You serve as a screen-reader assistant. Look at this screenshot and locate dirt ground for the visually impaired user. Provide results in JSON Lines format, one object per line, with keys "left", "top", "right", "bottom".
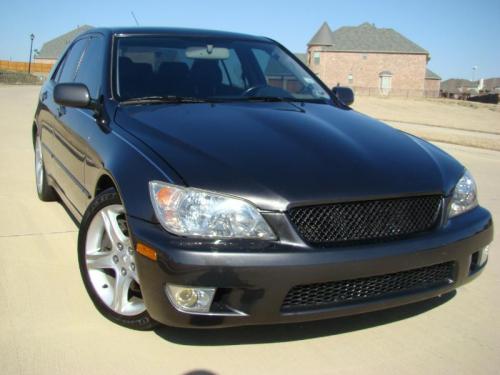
{"left": 0, "top": 86, "right": 499, "bottom": 375}
{"left": 353, "top": 96, "right": 500, "bottom": 151}
{"left": 353, "top": 96, "right": 500, "bottom": 133}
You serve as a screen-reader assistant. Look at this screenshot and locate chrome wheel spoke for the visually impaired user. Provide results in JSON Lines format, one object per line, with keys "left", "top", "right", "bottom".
{"left": 131, "top": 271, "right": 140, "bottom": 285}
{"left": 35, "top": 137, "right": 43, "bottom": 192}
{"left": 111, "top": 274, "right": 132, "bottom": 314}
{"left": 86, "top": 252, "right": 114, "bottom": 270}
{"left": 100, "top": 207, "right": 127, "bottom": 249}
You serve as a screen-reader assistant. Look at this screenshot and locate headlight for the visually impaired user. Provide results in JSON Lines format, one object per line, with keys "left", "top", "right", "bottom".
{"left": 149, "top": 181, "right": 276, "bottom": 239}
{"left": 449, "top": 170, "right": 478, "bottom": 218}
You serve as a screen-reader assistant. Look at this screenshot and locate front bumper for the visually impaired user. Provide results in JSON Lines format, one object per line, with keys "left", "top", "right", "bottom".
{"left": 129, "top": 206, "right": 493, "bottom": 328}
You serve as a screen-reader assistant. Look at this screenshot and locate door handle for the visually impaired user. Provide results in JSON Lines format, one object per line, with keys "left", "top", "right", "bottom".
{"left": 41, "top": 91, "right": 48, "bottom": 102}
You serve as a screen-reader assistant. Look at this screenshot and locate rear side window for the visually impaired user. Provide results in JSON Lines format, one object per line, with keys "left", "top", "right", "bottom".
{"left": 75, "top": 36, "right": 105, "bottom": 98}
{"left": 56, "top": 38, "right": 88, "bottom": 83}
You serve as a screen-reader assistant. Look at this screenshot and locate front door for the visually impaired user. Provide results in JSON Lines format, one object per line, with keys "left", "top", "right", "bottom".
{"left": 44, "top": 38, "right": 89, "bottom": 214}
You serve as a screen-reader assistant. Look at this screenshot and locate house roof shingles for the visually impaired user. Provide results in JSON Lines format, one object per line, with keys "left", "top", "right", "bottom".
{"left": 441, "top": 79, "right": 477, "bottom": 93}
{"left": 308, "top": 22, "right": 335, "bottom": 46}
{"left": 36, "top": 25, "right": 94, "bottom": 59}
{"left": 294, "top": 53, "right": 308, "bottom": 65}
{"left": 425, "top": 68, "right": 441, "bottom": 80}
{"left": 309, "top": 22, "right": 428, "bottom": 55}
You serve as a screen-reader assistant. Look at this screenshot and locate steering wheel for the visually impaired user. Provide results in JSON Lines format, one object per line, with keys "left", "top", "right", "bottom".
{"left": 241, "top": 85, "right": 268, "bottom": 97}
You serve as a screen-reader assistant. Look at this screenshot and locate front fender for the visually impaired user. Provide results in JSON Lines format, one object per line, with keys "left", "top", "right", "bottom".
{"left": 85, "top": 120, "right": 184, "bottom": 222}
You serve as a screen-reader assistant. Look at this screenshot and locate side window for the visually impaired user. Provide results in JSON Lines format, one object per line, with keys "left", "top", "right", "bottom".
{"left": 75, "top": 36, "right": 105, "bottom": 98}
{"left": 57, "top": 39, "right": 88, "bottom": 83}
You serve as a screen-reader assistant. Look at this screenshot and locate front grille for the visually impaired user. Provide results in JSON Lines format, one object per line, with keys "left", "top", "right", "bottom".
{"left": 281, "top": 262, "right": 455, "bottom": 312}
{"left": 288, "top": 195, "right": 442, "bottom": 245}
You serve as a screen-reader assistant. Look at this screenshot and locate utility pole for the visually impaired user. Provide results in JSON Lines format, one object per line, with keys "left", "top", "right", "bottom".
{"left": 28, "top": 33, "right": 35, "bottom": 74}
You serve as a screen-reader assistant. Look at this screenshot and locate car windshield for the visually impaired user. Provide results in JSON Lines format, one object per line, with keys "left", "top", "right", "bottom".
{"left": 114, "top": 36, "right": 331, "bottom": 103}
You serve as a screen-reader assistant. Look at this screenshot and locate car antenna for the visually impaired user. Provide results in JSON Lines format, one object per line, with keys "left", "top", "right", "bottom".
{"left": 131, "top": 11, "right": 140, "bottom": 26}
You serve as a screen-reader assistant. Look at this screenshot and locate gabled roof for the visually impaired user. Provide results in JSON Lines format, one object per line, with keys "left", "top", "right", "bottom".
{"left": 425, "top": 68, "right": 441, "bottom": 80}
{"left": 308, "top": 22, "right": 335, "bottom": 46}
{"left": 36, "top": 25, "right": 94, "bottom": 59}
{"left": 308, "top": 22, "right": 428, "bottom": 55}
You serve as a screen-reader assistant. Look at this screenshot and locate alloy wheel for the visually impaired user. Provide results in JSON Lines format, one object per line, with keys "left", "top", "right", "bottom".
{"left": 84, "top": 204, "right": 146, "bottom": 316}
{"left": 35, "top": 136, "right": 44, "bottom": 194}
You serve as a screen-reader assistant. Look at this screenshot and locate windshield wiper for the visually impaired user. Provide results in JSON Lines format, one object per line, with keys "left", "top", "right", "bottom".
{"left": 224, "top": 96, "right": 327, "bottom": 104}
{"left": 120, "top": 95, "right": 209, "bottom": 105}
{"left": 238, "top": 96, "right": 296, "bottom": 102}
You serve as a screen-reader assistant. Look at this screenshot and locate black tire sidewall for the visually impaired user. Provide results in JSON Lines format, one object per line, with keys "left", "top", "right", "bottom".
{"left": 78, "top": 188, "right": 157, "bottom": 330}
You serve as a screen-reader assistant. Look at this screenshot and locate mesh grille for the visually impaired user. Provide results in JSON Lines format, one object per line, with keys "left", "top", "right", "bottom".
{"left": 282, "top": 262, "right": 455, "bottom": 312}
{"left": 288, "top": 195, "right": 442, "bottom": 245}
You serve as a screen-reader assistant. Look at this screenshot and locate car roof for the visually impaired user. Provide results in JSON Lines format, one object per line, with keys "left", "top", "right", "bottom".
{"left": 81, "top": 27, "right": 272, "bottom": 43}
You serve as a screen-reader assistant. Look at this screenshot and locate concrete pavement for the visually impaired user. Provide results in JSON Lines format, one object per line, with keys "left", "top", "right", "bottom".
{"left": 0, "top": 86, "right": 499, "bottom": 375}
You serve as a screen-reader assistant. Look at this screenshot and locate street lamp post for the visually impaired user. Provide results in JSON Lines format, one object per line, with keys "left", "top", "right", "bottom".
{"left": 28, "top": 33, "right": 35, "bottom": 74}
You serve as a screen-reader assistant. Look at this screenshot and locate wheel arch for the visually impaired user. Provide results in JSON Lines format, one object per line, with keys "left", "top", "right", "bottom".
{"left": 85, "top": 122, "right": 184, "bottom": 223}
{"left": 95, "top": 173, "right": 118, "bottom": 197}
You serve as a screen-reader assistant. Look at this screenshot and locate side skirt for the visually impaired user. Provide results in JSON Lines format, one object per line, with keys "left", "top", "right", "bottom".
{"left": 47, "top": 174, "right": 83, "bottom": 224}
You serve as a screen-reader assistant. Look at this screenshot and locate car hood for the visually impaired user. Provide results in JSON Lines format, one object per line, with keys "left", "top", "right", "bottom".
{"left": 115, "top": 102, "right": 463, "bottom": 211}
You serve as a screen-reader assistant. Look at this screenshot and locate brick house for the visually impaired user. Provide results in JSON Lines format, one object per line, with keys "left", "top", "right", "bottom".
{"left": 305, "top": 22, "right": 441, "bottom": 97}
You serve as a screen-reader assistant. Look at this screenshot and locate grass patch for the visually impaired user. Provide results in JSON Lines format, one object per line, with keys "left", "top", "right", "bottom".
{"left": 0, "top": 70, "right": 43, "bottom": 85}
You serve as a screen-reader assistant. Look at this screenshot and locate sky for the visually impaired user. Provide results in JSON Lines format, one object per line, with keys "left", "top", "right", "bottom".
{"left": 1, "top": 0, "right": 499, "bottom": 80}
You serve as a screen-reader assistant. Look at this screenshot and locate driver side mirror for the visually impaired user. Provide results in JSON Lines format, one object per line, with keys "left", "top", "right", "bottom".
{"left": 54, "top": 83, "right": 92, "bottom": 108}
{"left": 332, "top": 86, "right": 354, "bottom": 106}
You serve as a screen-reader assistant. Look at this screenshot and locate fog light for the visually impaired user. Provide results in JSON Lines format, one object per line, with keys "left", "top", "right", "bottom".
{"left": 478, "top": 245, "right": 489, "bottom": 267}
{"left": 165, "top": 284, "right": 216, "bottom": 313}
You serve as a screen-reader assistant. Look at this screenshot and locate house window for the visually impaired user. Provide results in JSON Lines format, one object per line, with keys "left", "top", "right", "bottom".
{"left": 379, "top": 71, "right": 393, "bottom": 95}
{"left": 348, "top": 73, "right": 353, "bottom": 85}
{"left": 313, "top": 52, "right": 320, "bottom": 65}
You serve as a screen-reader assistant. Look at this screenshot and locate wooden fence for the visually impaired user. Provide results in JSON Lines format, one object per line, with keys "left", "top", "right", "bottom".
{"left": 0, "top": 60, "right": 53, "bottom": 74}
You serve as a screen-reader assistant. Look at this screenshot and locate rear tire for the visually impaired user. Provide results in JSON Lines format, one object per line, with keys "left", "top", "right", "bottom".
{"left": 34, "top": 132, "right": 57, "bottom": 202}
{"left": 78, "top": 188, "right": 158, "bottom": 330}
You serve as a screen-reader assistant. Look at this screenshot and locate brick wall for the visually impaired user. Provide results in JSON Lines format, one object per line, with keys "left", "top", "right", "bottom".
{"left": 424, "top": 78, "right": 441, "bottom": 98}
{"left": 308, "top": 49, "right": 428, "bottom": 96}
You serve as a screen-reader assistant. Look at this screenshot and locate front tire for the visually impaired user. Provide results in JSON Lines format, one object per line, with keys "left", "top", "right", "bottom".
{"left": 78, "top": 188, "right": 158, "bottom": 330}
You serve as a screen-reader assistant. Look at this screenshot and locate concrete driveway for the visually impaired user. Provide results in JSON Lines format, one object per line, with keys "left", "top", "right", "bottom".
{"left": 0, "top": 85, "right": 498, "bottom": 375}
